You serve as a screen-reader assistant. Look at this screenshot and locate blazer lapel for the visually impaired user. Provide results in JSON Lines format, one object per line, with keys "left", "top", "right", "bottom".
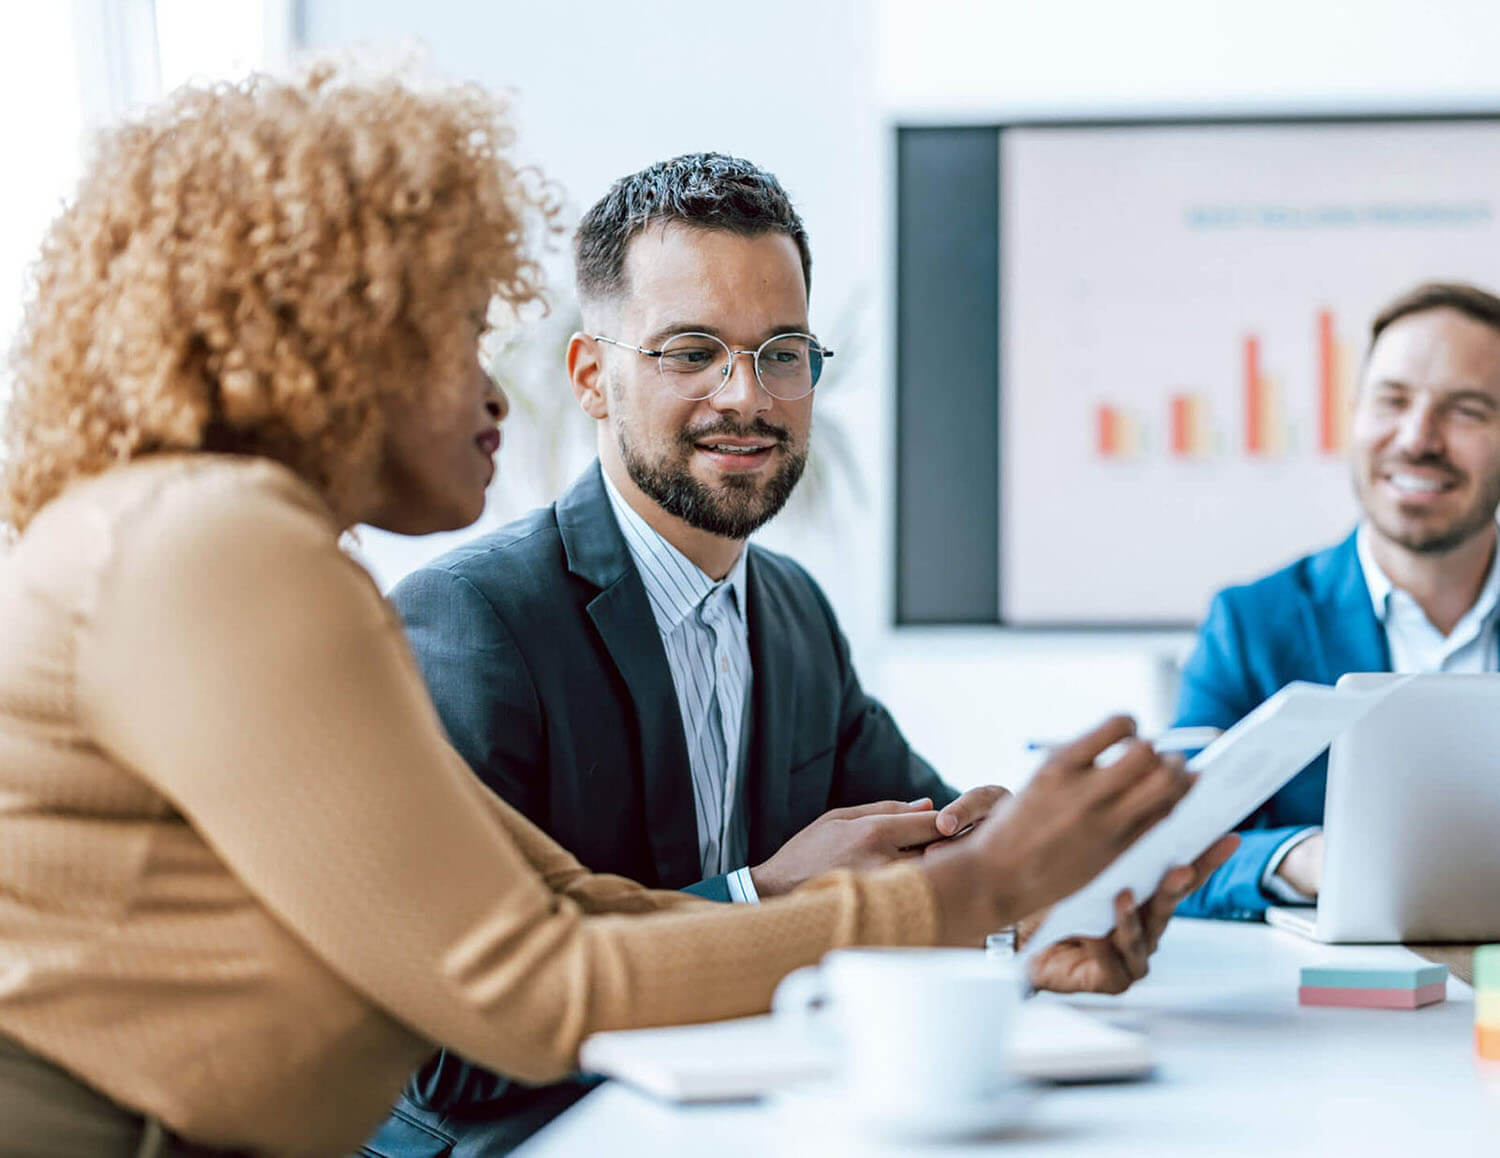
{"left": 1306, "top": 529, "right": 1391, "bottom": 683}
{"left": 744, "top": 549, "right": 798, "bottom": 861}
{"left": 557, "top": 464, "right": 702, "bottom": 887}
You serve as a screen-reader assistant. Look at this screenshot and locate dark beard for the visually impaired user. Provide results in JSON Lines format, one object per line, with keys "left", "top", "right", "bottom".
{"left": 619, "top": 419, "right": 808, "bottom": 539}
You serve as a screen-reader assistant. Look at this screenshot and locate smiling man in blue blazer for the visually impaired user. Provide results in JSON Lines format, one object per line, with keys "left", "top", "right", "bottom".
{"left": 1176, "top": 281, "right": 1500, "bottom": 920}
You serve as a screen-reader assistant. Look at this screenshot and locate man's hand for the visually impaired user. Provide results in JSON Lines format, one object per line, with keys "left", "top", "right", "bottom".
{"left": 934, "top": 785, "right": 1011, "bottom": 839}
{"left": 749, "top": 799, "right": 945, "bottom": 898}
{"left": 1276, "top": 831, "right": 1324, "bottom": 899}
{"left": 1025, "top": 834, "right": 1239, "bottom": 995}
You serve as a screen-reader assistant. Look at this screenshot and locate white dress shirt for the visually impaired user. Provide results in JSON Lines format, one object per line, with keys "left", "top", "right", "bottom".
{"left": 602, "top": 471, "right": 760, "bottom": 903}
{"left": 1355, "top": 523, "right": 1500, "bottom": 674}
{"left": 1262, "top": 522, "right": 1500, "bottom": 901}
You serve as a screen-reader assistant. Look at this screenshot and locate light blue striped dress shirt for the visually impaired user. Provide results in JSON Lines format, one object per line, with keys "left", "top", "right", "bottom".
{"left": 601, "top": 472, "right": 760, "bottom": 903}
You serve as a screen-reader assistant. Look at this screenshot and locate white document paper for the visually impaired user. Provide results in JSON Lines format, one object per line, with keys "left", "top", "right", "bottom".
{"left": 1020, "top": 678, "right": 1408, "bottom": 957}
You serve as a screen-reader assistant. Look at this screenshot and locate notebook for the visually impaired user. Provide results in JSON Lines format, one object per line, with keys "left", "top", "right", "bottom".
{"left": 577, "top": 997, "right": 1153, "bottom": 1102}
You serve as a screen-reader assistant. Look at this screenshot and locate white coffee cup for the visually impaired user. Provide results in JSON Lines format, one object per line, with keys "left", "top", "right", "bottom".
{"left": 772, "top": 947, "right": 1024, "bottom": 1130}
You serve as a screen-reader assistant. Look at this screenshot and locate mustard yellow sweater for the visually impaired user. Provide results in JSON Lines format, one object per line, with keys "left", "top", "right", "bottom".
{"left": 0, "top": 456, "right": 937, "bottom": 1156}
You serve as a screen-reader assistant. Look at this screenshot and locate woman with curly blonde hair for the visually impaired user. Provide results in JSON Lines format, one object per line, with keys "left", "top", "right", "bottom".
{"left": 0, "top": 69, "right": 1210, "bottom": 1157}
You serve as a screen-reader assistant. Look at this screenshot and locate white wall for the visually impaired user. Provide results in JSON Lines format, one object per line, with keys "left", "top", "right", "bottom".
{"left": 301, "top": 0, "right": 1500, "bottom": 790}
{"left": 0, "top": 7, "right": 84, "bottom": 415}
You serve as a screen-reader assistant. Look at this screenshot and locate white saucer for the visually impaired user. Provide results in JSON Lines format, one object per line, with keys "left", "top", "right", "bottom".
{"left": 772, "top": 1079, "right": 1039, "bottom": 1143}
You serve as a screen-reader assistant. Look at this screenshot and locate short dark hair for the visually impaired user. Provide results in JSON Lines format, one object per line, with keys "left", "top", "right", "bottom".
{"left": 573, "top": 152, "right": 812, "bottom": 303}
{"left": 1370, "top": 281, "right": 1500, "bottom": 346}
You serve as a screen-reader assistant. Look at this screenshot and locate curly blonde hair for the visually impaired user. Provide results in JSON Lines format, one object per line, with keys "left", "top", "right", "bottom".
{"left": 3, "top": 66, "right": 558, "bottom": 532}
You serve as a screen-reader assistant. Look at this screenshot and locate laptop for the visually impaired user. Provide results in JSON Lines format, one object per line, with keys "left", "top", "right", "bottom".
{"left": 1265, "top": 672, "right": 1500, "bottom": 943}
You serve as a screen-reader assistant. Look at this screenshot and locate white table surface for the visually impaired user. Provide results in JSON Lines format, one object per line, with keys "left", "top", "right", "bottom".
{"left": 514, "top": 919, "right": 1500, "bottom": 1157}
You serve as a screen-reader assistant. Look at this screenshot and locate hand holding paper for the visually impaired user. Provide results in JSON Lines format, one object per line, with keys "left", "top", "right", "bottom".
{"left": 1022, "top": 834, "right": 1239, "bottom": 994}
{"left": 1019, "top": 679, "right": 1408, "bottom": 959}
{"left": 920, "top": 715, "right": 1196, "bottom": 949}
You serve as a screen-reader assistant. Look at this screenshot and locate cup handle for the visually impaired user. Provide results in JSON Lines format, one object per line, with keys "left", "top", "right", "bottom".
{"left": 772, "top": 965, "right": 825, "bottom": 1020}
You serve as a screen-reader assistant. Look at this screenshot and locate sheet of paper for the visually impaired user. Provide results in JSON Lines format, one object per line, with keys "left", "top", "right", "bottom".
{"left": 1020, "top": 678, "right": 1409, "bottom": 957}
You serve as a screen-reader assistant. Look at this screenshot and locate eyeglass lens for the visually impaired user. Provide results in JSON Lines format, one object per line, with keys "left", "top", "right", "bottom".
{"left": 657, "top": 332, "right": 823, "bottom": 401}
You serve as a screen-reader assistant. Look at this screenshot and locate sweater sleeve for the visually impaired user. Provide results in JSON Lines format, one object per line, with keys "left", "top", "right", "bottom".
{"left": 472, "top": 784, "right": 711, "bottom": 916}
{"left": 75, "top": 467, "right": 938, "bottom": 1084}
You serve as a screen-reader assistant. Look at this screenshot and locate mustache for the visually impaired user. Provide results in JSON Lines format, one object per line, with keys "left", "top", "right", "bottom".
{"left": 1380, "top": 452, "right": 1463, "bottom": 480}
{"left": 679, "top": 418, "right": 791, "bottom": 446}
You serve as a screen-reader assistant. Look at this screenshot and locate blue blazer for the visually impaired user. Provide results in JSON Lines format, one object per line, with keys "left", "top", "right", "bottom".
{"left": 367, "top": 463, "right": 956, "bottom": 1153}
{"left": 1172, "top": 530, "right": 1388, "bottom": 920}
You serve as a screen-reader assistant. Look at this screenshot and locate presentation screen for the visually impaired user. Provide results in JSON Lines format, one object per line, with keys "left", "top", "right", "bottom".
{"left": 892, "top": 118, "right": 1500, "bottom": 626}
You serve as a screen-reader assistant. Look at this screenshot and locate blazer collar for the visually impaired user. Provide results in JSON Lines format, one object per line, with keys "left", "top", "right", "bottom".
{"left": 557, "top": 459, "right": 701, "bottom": 886}
{"left": 743, "top": 549, "right": 798, "bottom": 861}
{"left": 1305, "top": 528, "right": 1391, "bottom": 679}
{"left": 556, "top": 461, "right": 634, "bottom": 591}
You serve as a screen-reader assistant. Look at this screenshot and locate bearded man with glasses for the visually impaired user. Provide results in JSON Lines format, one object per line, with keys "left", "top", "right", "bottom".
{"left": 367, "top": 154, "right": 1226, "bottom": 1157}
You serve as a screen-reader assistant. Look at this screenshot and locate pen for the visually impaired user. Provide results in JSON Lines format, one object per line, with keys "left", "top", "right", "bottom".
{"left": 1025, "top": 726, "right": 1223, "bottom": 753}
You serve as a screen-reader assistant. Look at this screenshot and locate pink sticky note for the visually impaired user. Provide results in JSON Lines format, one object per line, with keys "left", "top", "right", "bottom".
{"left": 1299, "top": 983, "right": 1446, "bottom": 1009}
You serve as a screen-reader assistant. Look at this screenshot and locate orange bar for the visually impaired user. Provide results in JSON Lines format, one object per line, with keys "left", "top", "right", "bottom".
{"left": 1097, "top": 404, "right": 1117, "bottom": 458}
{"left": 1245, "top": 336, "right": 1263, "bottom": 455}
{"left": 1481, "top": 1024, "right": 1500, "bottom": 1060}
{"left": 1318, "top": 309, "right": 1337, "bottom": 454}
{"left": 1171, "top": 395, "right": 1194, "bottom": 457}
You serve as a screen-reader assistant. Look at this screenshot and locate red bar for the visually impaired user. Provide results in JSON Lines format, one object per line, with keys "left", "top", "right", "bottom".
{"left": 1170, "top": 395, "right": 1192, "bottom": 457}
{"left": 1244, "top": 336, "right": 1263, "bottom": 455}
{"left": 1097, "top": 404, "right": 1117, "bottom": 458}
{"left": 1318, "top": 309, "right": 1337, "bottom": 454}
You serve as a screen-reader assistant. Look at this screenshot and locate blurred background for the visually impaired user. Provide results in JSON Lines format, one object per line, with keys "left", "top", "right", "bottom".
{"left": 5, "top": 0, "right": 1500, "bottom": 789}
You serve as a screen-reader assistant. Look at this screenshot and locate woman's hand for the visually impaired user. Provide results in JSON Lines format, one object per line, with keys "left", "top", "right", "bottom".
{"left": 920, "top": 715, "right": 1196, "bottom": 948}
{"left": 1025, "top": 834, "right": 1240, "bottom": 994}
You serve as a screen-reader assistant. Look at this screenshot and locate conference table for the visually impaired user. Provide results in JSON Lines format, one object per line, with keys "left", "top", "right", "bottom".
{"left": 515, "top": 919, "right": 1500, "bottom": 1156}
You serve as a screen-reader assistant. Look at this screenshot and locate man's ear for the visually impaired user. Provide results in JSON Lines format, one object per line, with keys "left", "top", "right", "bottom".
{"left": 567, "top": 332, "right": 609, "bottom": 420}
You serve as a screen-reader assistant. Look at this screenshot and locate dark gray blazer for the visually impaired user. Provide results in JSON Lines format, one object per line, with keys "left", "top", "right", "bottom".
{"left": 374, "top": 462, "right": 954, "bottom": 1148}
{"left": 393, "top": 461, "right": 954, "bottom": 897}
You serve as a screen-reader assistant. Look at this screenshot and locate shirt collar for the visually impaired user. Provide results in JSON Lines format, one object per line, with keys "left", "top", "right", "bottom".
{"left": 1355, "top": 521, "right": 1500, "bottom": 632}
{"left": 601, "top": 468, "right": 748, "bottom": 635}
{"left": 1354, "top": 523, "right": 1395, "bottom": 623}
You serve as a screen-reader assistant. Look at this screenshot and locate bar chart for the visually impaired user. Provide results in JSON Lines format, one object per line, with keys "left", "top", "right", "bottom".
{"left": 1002, "top": 119, "right": 1500, "bottom": 623}
{"left": 1093, "top": 308, "right": 1353, "bottom": 463}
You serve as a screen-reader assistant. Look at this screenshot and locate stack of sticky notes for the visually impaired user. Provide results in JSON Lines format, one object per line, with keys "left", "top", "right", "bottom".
{"left": 1478, "top": 946, "right": 1500, "bottom": 1060}
{"left": 1298, "top": 963, "right": 1448, "bottom": 1009}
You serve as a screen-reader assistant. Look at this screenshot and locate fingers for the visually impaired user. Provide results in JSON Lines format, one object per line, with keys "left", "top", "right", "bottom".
{"left": 1139, "top": 834, "right": 1242, "bottom": 951}
{"left": 1107, "top": 763, "right": 1195, "bottom": 852}
{"left": 827, "top": 798, "right": 933, "bottom": 821}
{"left": 935, "top": 784, "right": 1009, "bottom": 837}
{"left": 1049, "top": 714, "right": 1137, "bottom": 770}
{"left": 1110, "top": 889, "right": 1150, "bottom": 982}
{"left": 859, "top": 809, "right": 947, "bottom": 852}
{"left": 1139, "top": 870, "right": 1192, "bottom": 952}
{"left": 1191, "top": 833, "right": 1241, "bottom": 879}
{"left": 1084, "top": 739, "right": 1172, "bottom": 802}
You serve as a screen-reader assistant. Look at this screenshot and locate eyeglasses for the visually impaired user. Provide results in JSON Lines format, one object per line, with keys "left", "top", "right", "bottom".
{"left": 591, "top": 331, "right": 833, "bottom": 401}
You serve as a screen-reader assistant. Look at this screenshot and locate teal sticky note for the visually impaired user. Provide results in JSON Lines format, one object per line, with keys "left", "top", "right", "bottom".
{"left": 1299, "top": 964, "right": 1448, "bottom": 991}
